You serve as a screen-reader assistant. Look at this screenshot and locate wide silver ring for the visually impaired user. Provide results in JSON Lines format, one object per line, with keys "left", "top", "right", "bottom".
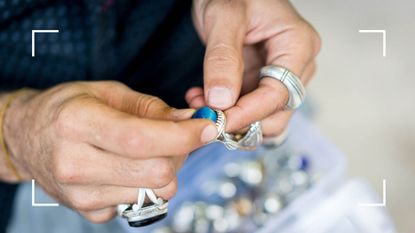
{"left": 117, "top": 188, "right": 168, "bottom": 227}
{"left": 214, "top": 110, "right": 263, "bottom": 150}
{"left": 259, "top": 65, "right": 306, "bottom": 110}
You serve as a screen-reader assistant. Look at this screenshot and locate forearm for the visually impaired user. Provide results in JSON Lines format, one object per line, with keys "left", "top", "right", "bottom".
{"left": 0, "top": 89, "right": 38, "bottom": 183}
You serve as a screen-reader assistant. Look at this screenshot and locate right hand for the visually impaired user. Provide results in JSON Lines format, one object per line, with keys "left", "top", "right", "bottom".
{"left": 3, "top": 81, "right": 217, "bottom": 223}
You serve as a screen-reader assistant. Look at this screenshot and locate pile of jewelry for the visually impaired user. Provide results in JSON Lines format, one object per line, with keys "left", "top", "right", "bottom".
{"left": 151, "top": 148, "right": 317, "bottom": 233}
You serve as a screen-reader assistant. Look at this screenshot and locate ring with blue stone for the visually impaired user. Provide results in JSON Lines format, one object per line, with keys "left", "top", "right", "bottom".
{"left": 192, "top": 106, "right": 226, "bottom": 141}
{"left": 192, "top": 107, "right": 262, "bottom": 150}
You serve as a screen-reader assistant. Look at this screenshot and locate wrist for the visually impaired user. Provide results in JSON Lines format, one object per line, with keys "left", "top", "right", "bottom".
{"left": 1, "top": 89, "right": 39, "bottom": 182}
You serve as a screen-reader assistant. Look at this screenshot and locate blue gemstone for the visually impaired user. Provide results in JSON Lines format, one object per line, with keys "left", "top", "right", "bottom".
{"left": 299, "top": 155, "right": 310, "bottom": 171}
{"left": 192, "top": 106, "right": 217, "bottom": 122}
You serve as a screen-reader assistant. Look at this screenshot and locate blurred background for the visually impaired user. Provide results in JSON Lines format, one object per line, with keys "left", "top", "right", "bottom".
{"left": 292, "top": 0, "right": 415, "bottom": 232}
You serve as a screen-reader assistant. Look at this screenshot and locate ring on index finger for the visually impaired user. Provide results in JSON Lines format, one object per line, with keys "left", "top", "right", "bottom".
{"left": 192, "top": 107, "right": 263, "bottom": 150}
{"left": 259, "top": 65, "right": 306, "bottom": 110}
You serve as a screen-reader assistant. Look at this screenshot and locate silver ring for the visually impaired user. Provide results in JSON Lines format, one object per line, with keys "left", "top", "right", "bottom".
{"left": 259, "top": 65, "right": 306, "bottom": 110}
{"left": 118, "top": 188, "right": 168, "bottom": 227}
{"left": 213, "top": 109, "right": 226, "bottom": 140}
{"left": 214, "top": 110, "right": 263, "bottom": 150}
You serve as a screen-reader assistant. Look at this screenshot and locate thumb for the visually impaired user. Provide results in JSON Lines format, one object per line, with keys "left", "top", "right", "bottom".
{"left": 203, "top": 0, "right": 247, "bottom": 110}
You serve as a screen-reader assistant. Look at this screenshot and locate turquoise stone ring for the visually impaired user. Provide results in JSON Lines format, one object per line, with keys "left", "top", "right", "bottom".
{"left": 192, "top": 107, "right": 262, "bottom": 151}
{"left": 192, "top": 107, "right": 226, "bottom": 141}
{"left": 191, "top": 106, "right": 217, "bottom": 122}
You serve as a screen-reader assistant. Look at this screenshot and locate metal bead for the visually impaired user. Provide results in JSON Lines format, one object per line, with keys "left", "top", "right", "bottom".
{"left": 172, "top": 202, "right": 196, "bottom": 233}
{"left": 218, "top": 181, "right": 237, "bottom": 199}
{"left": 262, "top": 194, "right": 283, "bottom": 214}
{"left": 238, "top": 161, "right": 263, "bottom": 186}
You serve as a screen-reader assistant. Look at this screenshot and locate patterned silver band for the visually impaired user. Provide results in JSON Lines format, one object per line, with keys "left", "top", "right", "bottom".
{"left": 214, "top": 110, "right": 263, "bottom": 151}
{"left": 117, "top": 188, "right": 168, "bottom": 225}
{"left": 259, "top": 65, "right": 306, "bottom": 110}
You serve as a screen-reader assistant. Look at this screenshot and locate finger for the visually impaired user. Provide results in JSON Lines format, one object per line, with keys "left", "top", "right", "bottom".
{"left": 91, "top": 81, "right": 194, "bottom": 120}
{"left": 224, "top": 78, "right": 287, "bottom": 132}
{"left": 223, "top": 17, "right": 319, "bottom": 132}
{"left": 264, "top": 22, "right": 320, "bottom": 79}
{"left": 55, "top": 142, "right": 180, "bottom": 189}
{"left": 174, "top": 154, "right": 188, "bottom": 171}
{"left": 225, "top": 61, "right": 316, "bottom": 132}
{"left": 261, "top": 61, "right": 315, "bottom": 137}
{"left": 185, "top": 87, "right": 206, "bottom": 108}
{"left": 261, "top": 111, "right": 293, "bottom": 137}
{"left": 80, "top": 207, "right": 116, "bottom": 224}
{"left": 241, "top": 45, "right": 264, "bottom": 94}
{"left": 203, "top": 0, "right": 247, "bottom": 109}
{"left": 301, "top": 60, "right": 317, "bottom": 86}
{"left": 57, "top": 97, "right": 218, "bottom": 158}
{"left": 67, "top": 179, "right": 178, "bottom": 211}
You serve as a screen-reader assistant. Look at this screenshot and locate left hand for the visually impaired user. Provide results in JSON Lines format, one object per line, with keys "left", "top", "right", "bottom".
{"left": 186, "top": 0, "right": 321, "bottom": 137}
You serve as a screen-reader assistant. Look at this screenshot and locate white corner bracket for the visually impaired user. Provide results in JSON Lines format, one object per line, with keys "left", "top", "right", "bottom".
{"left": 31, "top": 30, "right": 59, "bottom": 57}
{"left": 359, "top": 179, "right": 387, "bottom": 207}
{"left": 358, "top": 29, "right": 387, "bottom": 57}
{"left": 31, "top": 179, "right": 59, "bottom": 207}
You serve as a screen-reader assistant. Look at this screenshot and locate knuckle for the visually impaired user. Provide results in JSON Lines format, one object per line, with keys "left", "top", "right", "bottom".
{"left": 153, "top": 160, "right": 176, "bottom": 188}
{"left": 157, "top": 161, "right": 176, "bottom": 187}
{"left": 69, "top": 190, "right": 100, "bottom": 211}
{"left": 53, "top": 96, "right": 90, "bottom": 138}
{"left": 84, "top": 214, "right": 111, "bottom": 224}
{"left": 264, "top": 120, "right": 287, "bottom": 137}
{"left": 53, "top": 157, "right": 80, "bottom": 184}
{"left": 85, "top": 210, "right": 115, "bottom": 224}
{"left": 54, "top": 103, "right": 75, "bottom": 137}
{"left": 159, "top": 180, "right": 178, "bottom": 200}
{"left": 297, "top": 21, "right": 321, "bottom": 57}
{"left": 312, "top": 32, "right": 322, "bottom": 56}
{"left": 271, "top": 125, "right": 286, "bottom": 137}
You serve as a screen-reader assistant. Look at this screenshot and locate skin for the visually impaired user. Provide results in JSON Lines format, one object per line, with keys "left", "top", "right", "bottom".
{"left": 0, "top": 81, "right": 217, "bottom": 223}
{"left": 0, "top": 0, "right": 320, "bottom": 224}
{"left": 188, "top": 0, "right": 321, "bottom": 137}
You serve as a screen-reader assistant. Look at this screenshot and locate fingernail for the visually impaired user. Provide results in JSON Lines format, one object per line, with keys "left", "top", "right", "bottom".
{"left": 171, "top": 108, "right": 196, "bottom": 119}
{"left": 201, "top": 124, "right": 218, "bottom": 143}
{"left": 208, "top": 87, "right": 233, "bottom": 109}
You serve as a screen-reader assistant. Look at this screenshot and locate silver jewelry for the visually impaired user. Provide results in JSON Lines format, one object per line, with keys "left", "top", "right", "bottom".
{"left": 213, "top": 109, "right": 226, "bottom": 141}
{"left": 214, "top": 110, "right": 262, "bottom": 150}
{"left": 118, "top": 188, "right": 168, "bottom": 227}
{"left": 259, "top": 65, "right": 306, "bottom": 110}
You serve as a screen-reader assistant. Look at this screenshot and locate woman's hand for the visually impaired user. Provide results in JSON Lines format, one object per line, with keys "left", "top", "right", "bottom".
{"left": 188, "top": 0, "right": 321, "bottom": 136}
{"left": 2, "top": 81, "right": 217, "bottom": 223}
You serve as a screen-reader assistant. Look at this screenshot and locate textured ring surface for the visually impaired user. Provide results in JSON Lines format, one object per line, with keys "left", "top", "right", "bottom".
{"left": 118, "top": 188, "right": 168, "bottom": 227}
{"left": 260, "top": 65, "right": 306, "bottom": 110}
